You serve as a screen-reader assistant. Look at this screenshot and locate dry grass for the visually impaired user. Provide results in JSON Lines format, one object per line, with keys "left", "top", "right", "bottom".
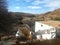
{"left": 39, "top": 21, "right": 60, "bottom": 28}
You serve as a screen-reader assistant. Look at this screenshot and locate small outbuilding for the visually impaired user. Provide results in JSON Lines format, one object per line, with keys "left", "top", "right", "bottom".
{"left": 35, "top": 21, "right": 58, "bottom": 40}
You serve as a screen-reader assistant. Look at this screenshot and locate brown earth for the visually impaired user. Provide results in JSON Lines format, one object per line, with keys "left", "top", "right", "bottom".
{"left": 12, "top": 38, "right": 60, "bottom": 45}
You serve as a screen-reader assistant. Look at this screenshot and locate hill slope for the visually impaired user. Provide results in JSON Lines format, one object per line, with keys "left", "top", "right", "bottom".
{"left": 36, "top": 9, "right": 60, "bottom": 21}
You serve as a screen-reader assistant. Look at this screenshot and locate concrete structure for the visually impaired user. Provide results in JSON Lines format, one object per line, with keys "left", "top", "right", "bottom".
{"left": 35, "top": 21, "right": 57, "bottom": 40}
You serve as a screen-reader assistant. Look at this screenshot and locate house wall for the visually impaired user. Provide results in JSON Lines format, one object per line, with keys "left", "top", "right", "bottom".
{"left": 35, "top": 22, "right": 56, "bottom": 40}
{"left": 35, "top": 22, "right": 55, "bottom": 32}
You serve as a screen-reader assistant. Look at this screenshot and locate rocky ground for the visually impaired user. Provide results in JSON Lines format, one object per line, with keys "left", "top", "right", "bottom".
{"left": 0, "top": 35, "right": 60, "bottom": 45}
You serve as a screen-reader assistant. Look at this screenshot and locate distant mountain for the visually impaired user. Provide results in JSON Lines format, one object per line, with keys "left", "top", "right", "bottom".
{"left": 36, "top": 8, "right": 60, "bottom": 21}
{"left": 9, "top": 12, "right": 36, "bottom": 21}
{"left": 9, "top": 8, "right": 60, "bottom": 21}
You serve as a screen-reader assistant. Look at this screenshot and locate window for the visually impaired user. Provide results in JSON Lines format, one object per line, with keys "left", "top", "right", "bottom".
{"left": 41, "top": 25, "right": 43, "bottom": 27}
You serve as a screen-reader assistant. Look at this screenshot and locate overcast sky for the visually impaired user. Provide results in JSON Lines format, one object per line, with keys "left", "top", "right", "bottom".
{"left": 7, "top": 0, "right": 60, "bottom": 14}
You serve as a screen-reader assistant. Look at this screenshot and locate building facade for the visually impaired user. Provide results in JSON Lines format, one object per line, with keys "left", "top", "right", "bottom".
{"left": 35, "top": 21, "right": 56, "bottom": 40}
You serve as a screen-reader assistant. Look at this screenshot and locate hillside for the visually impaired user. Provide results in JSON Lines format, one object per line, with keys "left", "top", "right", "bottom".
{"left": 1, "top": 8, "right": 60, "bottom": 33}
{"left": 8, "top": 12, "right": 36, "bottom": 32}
{"left": 36, "top": 9, "right": 60, "bottom": 21}
{"left": 9, "top": 8, "right": 60, "bottom": 21}
{"left": 8, "top": 9, "right": 60, "bottom": 32}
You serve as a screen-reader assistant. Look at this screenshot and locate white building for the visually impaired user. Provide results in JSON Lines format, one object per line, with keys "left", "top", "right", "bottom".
{"left": 35, "top": 21, "right": 56, "bottom": 40}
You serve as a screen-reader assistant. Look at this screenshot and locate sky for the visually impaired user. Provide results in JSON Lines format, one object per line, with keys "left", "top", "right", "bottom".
{"left": 7, "top": 0, "right": 60, "bottom": 14}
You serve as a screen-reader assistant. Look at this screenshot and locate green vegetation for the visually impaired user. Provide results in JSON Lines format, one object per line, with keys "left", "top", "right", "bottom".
{"left": 0, "top": 0, "right": 20, "bottom": 33}
{"left": 54, "top": 18, "right": 60, "bottom": 21}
